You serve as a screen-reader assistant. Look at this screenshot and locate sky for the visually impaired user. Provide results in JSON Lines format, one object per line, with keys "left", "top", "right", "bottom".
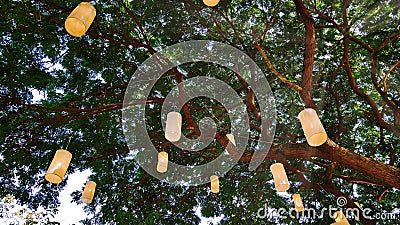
{"left": 55, "top": 169, "right": 92, "bottom": 224}
{"left": 54, "top": 170, "right": 223, "bottom": 224}
{"left": 29, "top": 70, "right": 223, "bottom": 225}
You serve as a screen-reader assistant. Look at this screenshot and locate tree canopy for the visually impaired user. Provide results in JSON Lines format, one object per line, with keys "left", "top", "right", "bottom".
{"left": 1, "top": 0, "right": 399, "bottom": 224}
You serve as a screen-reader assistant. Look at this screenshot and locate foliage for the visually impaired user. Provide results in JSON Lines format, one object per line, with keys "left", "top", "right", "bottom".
{"left": 0, "top": 0, "right": 399, "bottom": 224}
{"left": 0, "top": 194, "right": 56, "bottom": 224}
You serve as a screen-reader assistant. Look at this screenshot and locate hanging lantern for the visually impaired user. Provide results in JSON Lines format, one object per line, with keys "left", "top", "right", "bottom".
{"left": 45, "top": 149, "right": 72, "bottom": 184}
{"left": 65, "top": 2, "right": 96, "bottom": 37}
{"left": 210, "top": 175, "right": 219, "bottom": 193}
{"left": 157, "top": 151, "right": 168, "bottom": 173}
{"left": 226, "top": 133, "right": 236, "bottom": 146}
{"left": 81, "top": 181, "right": 96, "bottom": 204}
{"left": 354, "top": 202, "right": 361, "bottom": 221}
{"left": 292, "top": 194, "right": 305, "bottom": 212}
{"left": 270, "top": 163, "right": 290, "bottom": 192}
{"left": 298, "top": 108, "right": 328, "bottom": 146}
{"left": 165, "top": 112, "right": 182, "bottom": 142}
{"left": 334, "top": 211, "right": 350, "bottom": 225}
{"left": 203, "top": 0, "right": 220, "bottom": 7}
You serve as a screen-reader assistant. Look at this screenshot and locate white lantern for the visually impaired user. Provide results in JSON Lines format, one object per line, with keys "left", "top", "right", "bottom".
{"left": 210, "top": 175, "right": 219, "bottom": 193}
{"left": 165, "top": 112, "right": 182, "bottom": 142}
{"left": 298, "top": 108, "right": 328, "bottom": 146}
{"left": 292, "top": 193, "right": 305, "bottom": 212}
{"left": 45, "top": 149, "right": 72, "bottom": 184}
{"left": 81, "top": 181, "right": 96, "bottom": 204}
{"left": 203, "top": 0, "right": 220, "bottom": 7}
{"left": 270, "top": 163, "right": 290, "bottom": 192}
{"left": 226, "top": 133, "right": 236, "bottom": 146}
{"left": 157, "top": 152, "right": 168, "bottom": 173}
{"left": 65, "top": 2, "right": 96, "bottom": 37}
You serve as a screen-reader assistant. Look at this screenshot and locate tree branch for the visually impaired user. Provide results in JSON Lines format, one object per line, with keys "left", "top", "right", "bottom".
{"left": 294, "top": 0, "right": 316, "bottom": 108}
{"left": 252, "top": 28, "right": 302, "bottom": 92}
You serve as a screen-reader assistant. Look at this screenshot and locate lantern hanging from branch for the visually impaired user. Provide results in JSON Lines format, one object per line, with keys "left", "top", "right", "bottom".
{"left": 157, "top": 151, "right": 168, "bottom": 173}
{"left": 210, "top": 175, "right": 219, "bottom": 193}
{"left": 165, "top": 112, "right": 182, "bottom": 142}
{"left": 334, "top": 211, "right": 350, "bottom": 225}
{"left": 45, "top": 149, "right": 72, "bottom": 184}
{"left": 81, "top": 181, "right": 96, "bottom": 204}
{"left": 226, "top": 133, "right": 236, "bottom": 146}
{"left": 203, "top": 0, "right": 220, "bottom": 7}
{"left": 270, "top": 163, "right": 290, "bottom": 192}
{"left": 354, "top": 202, "right": 362, "bottom": 221}
{"left": 298, "top": 108, "right": 328, "bottom": 146}
{"left": 65, "top": 2, "right": 96, "bottom": 37}
{"left": 292, "top": 193, "right": 305, "bottom": 212}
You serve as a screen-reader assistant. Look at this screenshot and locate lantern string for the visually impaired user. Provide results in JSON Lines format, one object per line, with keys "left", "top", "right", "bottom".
{"left": 316, "top": 183, "right": 336, "bottom": 207}
{"left": 37, "top": 1, "right": 42, "bottom": 25}
{"left": 65, "top": 137, "right": 72, "bottom": 150}
{"left": 297, "top": 91, "right": 305, "bottom": 109}
{"left": 199, "top": 101, "right": 221, "bottom": 125}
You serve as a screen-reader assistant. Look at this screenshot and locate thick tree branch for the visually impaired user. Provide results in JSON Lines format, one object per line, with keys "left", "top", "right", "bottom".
{"left": 294, "top": 0, "right": 316, "bottom": 108}
{"left": 232, "top": 139, "right": 400, "bottom": 189}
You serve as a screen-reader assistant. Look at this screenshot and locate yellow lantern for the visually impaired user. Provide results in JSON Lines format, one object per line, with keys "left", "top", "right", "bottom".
{"left": 354, "top": 202, "right": 362, "bottom": 221}
{"left": 203, "top": 0, "right": 220, "bottom": 7}
{"left": 292, "top": 194, "right": 305, "bottom": 212}
{"left": 157, "top": 151, "right": 168, "bottom": 173}
{"left": 65, "top": 2, "right": 96, "bottom": 37}
{"left": 334, "top": 211, "right": 350, "bottom": 225}
{"left": 45, "top": 149, "right": 72, "bottom": 184}
{"left": 165, "top": 112, "right": 182, "bottom": 142}
{"left": 298, "top": 108, "right": 328, "bottom": 146}
{"left": 81, "top": 181, "right": 96, "bottom": 204}
{"left": 210, "top": 175, "right": 219, "bottom": 193}
{"left": 226, "top": 133, "right": 236, "bottom": 146}
{"left": 270, "top": 163, "right": 290, "bottom": 192}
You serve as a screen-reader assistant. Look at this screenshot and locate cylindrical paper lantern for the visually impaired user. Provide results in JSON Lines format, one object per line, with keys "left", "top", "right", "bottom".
{"left": 203, "top": 0, "right": 220, "bottom": 7}
{"left": 65, "top": 2, "right": 96, "bottom": 37}
{"left": 334, "top": 211, "right": 350, "bottom": 225}
{"left": 45, "top": 149, "right": 72, "bottom": 184}
{"left": 157, "top": 151, "right": 168, "bottom": 173}
{"left": 226, "top": 133, "right": 236, "bottom": 146}
{"left": 292, "top": 193, "right": 305, "bottom": 212}
{"left": 270, "top": 163, "right": 290, "bottom": 192}
{"left": 298, "top": 108, "right": 328, "bottom": 146}
{"left": 210, "top": 175, "right": 219, "bottom": 193}
{"left": 165, "top": 112, "right": 182, "bottom": 142}
{"left": 354, "top": 202, "right": 361, "bottom": 221}
{"left": 81, "top": 181, "right": 96, "bottom": 204}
